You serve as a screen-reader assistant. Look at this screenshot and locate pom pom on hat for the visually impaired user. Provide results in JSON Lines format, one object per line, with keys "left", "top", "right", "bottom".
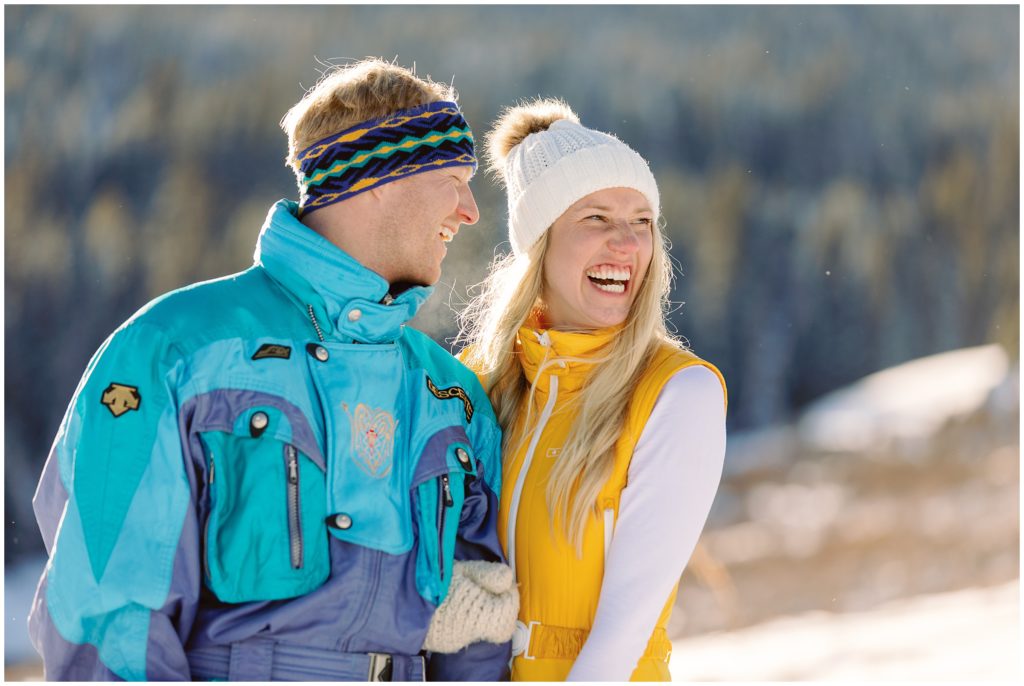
{"left": 485, "top": 99, "right": 580, "bottom": 179}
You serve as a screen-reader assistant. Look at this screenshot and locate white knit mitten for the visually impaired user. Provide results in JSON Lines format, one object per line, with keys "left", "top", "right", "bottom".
{"left": 422, "top": 560, "right": 519, "bottom": 653}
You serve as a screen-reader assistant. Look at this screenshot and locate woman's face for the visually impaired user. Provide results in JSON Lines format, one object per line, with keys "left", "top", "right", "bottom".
{"left": 540, "top": 187, "right": 654, "bottom": 330}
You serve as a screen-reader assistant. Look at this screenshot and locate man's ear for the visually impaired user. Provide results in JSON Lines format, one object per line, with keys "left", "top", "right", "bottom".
{"left": 342, "top": 184, "right": 387, "bottom": 218}
{"left": 368, "top": 184, "right": 390, "bottom": 203}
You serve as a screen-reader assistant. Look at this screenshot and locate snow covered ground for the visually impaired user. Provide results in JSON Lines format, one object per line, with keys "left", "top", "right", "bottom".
{"left": 670, "top": 580, "right": 1019, "bottom": 682}
{"left": 667, "top": 343, "right": 1019, "bottom": 681}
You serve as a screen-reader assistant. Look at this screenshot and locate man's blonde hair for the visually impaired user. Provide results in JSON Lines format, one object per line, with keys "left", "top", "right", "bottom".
{"left": 280, "top": 58, "right": 456, "bottom": 186}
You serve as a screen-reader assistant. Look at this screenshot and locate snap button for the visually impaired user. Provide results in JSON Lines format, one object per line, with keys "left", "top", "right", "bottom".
{"left": 306, "top": 343, "right": 329, "bottom": 362}
{"left": 249, "top": 412, "right": 269, "bottom": 437}
{"left": 347, "top": 309, "right": 362, "bottom": 322}
{"left": 328, "top": 513, "right": 353, "bottom": 530}
{"left": 455, "top": 447, "right": 471, "bottom": 470}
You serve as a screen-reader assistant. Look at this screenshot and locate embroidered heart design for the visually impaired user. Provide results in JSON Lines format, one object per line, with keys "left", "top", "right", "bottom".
{"left": 346, "top": 403, "right": 397, "bottom": 479}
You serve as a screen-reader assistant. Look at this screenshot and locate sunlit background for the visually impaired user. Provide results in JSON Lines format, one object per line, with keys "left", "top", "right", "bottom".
{"left": 5, "top": 5, "right": 1019, "bottom": 680}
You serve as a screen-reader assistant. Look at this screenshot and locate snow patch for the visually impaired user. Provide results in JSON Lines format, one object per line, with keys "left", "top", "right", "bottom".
{"left": 670, "top": 581, "right": 1019, "bottom": 681}
{"left": 798, "top": 344, "right": 1010, "bottom": 453}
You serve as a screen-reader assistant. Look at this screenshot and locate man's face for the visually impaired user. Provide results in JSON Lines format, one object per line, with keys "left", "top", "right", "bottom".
{"left": 374, "top": 166, "right": 479, "bottom": 287}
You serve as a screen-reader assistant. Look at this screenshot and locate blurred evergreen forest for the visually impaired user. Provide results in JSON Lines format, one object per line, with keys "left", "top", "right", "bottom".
{"left": 4, "top": 5, "right": 1018, "bottom": 561}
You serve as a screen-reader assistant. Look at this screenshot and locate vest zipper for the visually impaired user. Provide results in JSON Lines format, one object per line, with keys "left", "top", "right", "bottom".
{"left": 506, "top": 374, "right": 559, "bottom": 577}
{"left": 438, "top": 474, "right": 453, "bottom": 581}
{"left": 603, "top": 507, "right": 615, "bottom": 564}
{"left": 285, "top": 444, "right": 303, "bottom": 569}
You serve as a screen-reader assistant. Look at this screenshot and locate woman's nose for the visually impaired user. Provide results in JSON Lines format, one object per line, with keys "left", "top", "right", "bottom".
{"left": 608, "top": 222, "right": 641, "bottom": 253}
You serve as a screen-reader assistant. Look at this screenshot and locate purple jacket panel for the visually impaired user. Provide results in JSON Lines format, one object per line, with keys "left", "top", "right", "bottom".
{"left": 28, "top": 577, "right": 121, "bottom": 681}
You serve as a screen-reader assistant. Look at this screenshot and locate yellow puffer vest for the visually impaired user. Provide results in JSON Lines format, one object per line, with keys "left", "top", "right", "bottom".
{"left": 478, "top": 324, "right": 726, "bottom": 681}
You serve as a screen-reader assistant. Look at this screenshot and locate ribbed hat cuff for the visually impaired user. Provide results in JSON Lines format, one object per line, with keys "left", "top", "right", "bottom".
{"left": 508, "top": 144, "right": 660, "bottom": 256}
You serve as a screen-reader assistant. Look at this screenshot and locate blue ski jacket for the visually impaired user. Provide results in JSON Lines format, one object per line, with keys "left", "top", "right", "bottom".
{"left": 28, "top": 200, "right": 509, "bottom": 681}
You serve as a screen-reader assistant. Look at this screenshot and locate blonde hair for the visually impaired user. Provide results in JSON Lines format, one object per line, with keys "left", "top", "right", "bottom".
{"left": 280, "top": 58, "right": 455, "bottom": 187}
{"left": 458, "top": 98, "right": 680, "bottom": 552}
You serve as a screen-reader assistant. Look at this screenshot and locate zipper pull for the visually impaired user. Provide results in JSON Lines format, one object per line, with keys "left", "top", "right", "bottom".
{"left": 287, "top": 446, "right": 299, "bottom": 484}
{"left": 441, "top": 474, "right": 453, "bottom": 507}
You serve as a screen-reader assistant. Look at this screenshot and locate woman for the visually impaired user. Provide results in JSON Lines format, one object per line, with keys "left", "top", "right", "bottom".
{"left": 457, "top": 99, "right": 727, "bottom": 681}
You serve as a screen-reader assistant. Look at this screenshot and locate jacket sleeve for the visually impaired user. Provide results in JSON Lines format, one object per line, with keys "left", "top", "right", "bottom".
{"left": 27, "top": 319, "right": 199, "bottom": 680}
{"left": 427, "top": 395, "right": 512, "bottom": 681}
{"left": 452, "top": 409, "right": 504, "bottom": 564}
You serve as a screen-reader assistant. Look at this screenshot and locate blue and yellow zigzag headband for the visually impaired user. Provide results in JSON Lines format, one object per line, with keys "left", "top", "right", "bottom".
{"left": 297, "top": 100, "right": 477, "bottom": 216}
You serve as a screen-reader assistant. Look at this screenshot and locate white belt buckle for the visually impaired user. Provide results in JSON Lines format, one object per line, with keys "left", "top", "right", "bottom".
{"left": 511, "top": 620, "right": 540, "bottom": 661}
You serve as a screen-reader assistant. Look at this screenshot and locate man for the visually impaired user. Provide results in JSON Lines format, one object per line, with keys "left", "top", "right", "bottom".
{"left": 28, "top": 58, "right": 515, "bottom": 681}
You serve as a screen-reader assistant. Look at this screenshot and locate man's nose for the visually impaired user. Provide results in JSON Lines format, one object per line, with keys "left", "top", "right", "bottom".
{"left": 457, "top": 184, "right": 480, "bottom": 226}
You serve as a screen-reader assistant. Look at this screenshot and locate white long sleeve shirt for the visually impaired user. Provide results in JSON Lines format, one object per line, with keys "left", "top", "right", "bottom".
{"left": 568, "top": 365, "right": 727, "bottom": 681}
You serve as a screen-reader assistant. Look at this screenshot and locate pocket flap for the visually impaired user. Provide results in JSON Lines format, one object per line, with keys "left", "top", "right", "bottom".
{"left": 188, "top": 388, "right": 325, "bottom": 472}
{"left": 411, "top": 426, "right": 477, "bottom": 487}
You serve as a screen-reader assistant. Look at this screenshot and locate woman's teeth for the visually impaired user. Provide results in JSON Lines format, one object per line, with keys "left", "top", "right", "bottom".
{"left": 586, "top": 266, "right": 630, "bottom": 293}
{"left": 439, "top": 227, "right": 454, "bottom": 243}
{"left": 593, "top": 282, "right": 625, "bottom": 293}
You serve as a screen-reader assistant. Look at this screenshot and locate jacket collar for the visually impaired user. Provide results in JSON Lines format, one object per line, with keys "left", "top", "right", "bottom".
{"left": 516, "top": 314, "right": 624, "bottom": 394}
{"left": 254, "top": 199, "right": 432, "bottom": 344}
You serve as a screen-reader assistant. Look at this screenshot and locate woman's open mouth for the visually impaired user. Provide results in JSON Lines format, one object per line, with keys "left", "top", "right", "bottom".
{"left": 585, "top": 265, "right": 631, "bottom": 294}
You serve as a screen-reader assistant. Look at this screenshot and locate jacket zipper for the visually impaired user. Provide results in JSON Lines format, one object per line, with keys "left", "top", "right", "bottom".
{"left": 438, "top": 474, "right": 453, "bottom": 581}
{"left": 203, "top": 457, "right": 215, "bottom": 582}
{"left": 285, "top": 444, "right": 303, "bottom": 569}
{"left": 506, "top": 374, "right": 559, "bottom": 577}
{"left": 307, "top": 305, "right": 325, "bottom": 342}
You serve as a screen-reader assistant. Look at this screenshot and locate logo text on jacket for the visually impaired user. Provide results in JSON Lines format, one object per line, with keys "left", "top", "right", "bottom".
{"left": 252, "top": 343, "right": 292, "bottom": 360}
{"left": 425, "top": 376, "right": 474, "bottom": 424}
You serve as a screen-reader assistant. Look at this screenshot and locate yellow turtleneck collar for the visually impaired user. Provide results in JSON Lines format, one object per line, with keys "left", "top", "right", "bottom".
{"left": 515, "top": 314, "right": 625, "bottom": 394}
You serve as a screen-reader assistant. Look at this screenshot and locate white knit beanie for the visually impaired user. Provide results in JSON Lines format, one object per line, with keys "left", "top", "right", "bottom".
{"left": 503, "top": 119, "right": 660, "bottom": 256}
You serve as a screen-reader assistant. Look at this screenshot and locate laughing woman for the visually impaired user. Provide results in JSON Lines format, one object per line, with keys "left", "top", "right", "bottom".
{"left": 457, "top": 99, "right": 727, "bottom": 681}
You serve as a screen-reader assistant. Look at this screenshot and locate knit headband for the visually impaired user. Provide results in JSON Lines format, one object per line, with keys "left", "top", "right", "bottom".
{"left": 297, "top": 101, "right": 477, "bottom": 216}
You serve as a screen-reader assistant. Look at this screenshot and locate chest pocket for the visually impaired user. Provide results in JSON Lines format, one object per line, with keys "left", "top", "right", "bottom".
{"left": 192, "top": 390, "right": 329, "bottom": 603}
{"left": 411, "top": 428, "right": 477, "bottom": 606}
